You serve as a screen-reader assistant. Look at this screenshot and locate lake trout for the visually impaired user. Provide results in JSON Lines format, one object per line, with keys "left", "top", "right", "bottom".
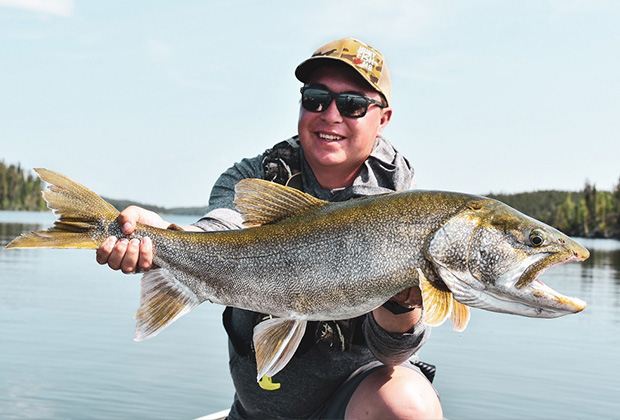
{"left": 6, "top": 169, "right": 589, "bottom": 381}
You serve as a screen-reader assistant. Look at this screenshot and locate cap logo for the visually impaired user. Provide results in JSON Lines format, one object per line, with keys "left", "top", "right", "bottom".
{"left": 355, "top": 46, "right": 378, "bottom": 72}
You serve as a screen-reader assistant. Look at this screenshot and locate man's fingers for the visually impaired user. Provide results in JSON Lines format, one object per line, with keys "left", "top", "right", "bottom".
{"left": 96, "top": 236, "right": 118, "bottom": 265}
{"left": 137, "top": 237, "right": 153, "bottom": 272}
{"left": 390, "top": 287, "right": 423, "bottom": 308}
{"left": 98, "top": 205, "right": 164, "bottom": 274}
{"left": 118, "top": 207, "right": 142, "bottom": 235}
{"left": 120, "top": 239, "right": 140, "bottom": 274}
{"left": 96, "top": 236, "right": 153, "bottom": 274}
{"left": 107, "top": 238, "right": 129, "bottom": 270}
{"left": 402, "top": 287, "right": 423, "bottom": 308}
{"left": 393, "top": 290, "right": 408, "bottom": 301}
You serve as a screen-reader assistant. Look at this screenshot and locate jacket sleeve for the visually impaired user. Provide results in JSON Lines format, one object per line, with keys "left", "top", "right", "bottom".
{"left": 192, "top": 155, "right": 264, "bottom": 231}
{"left": 362, "top": 311, "right": 431, "bottom": 366}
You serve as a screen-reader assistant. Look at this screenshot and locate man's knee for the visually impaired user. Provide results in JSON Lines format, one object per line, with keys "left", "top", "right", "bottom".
{"left": 345, "top": 366, "right": 442, "bottom": 420}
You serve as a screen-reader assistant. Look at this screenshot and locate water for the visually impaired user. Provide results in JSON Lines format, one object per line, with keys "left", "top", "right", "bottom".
{"left": 1, "top": 211, "right": 619, "bottom": 419}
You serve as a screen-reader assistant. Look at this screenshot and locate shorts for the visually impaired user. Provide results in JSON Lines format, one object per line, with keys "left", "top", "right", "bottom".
{"left": 308, "top": 360, "right": 436, "bottom": 420}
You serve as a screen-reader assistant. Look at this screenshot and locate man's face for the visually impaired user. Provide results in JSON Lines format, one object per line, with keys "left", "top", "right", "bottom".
{"left": 297, "top": 64, "right": 392, "bottom": 181}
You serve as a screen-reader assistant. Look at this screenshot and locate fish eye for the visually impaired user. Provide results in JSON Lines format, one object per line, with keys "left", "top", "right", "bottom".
{"left": 529, "top": 229, "right": 546, "bottom": 247}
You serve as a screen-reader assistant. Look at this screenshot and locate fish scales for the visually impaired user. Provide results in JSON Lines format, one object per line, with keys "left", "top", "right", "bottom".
{"left": 138, "top": 191, "right": 472, "bottom": 320}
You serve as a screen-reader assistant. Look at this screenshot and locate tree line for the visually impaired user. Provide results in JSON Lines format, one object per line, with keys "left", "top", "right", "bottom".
{"left": 0, "top": 162, "right": 47, "bottom": 211}
{"left": 488, "top": 178, "right": 620, "bottom": 239}
{"left": 1, "top": 161, "right": 619, "bottom": 239}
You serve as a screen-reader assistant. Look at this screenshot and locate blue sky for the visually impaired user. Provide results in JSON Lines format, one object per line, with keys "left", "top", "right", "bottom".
{"left": 1, "top": 0, "right": 618, "bottom": 207}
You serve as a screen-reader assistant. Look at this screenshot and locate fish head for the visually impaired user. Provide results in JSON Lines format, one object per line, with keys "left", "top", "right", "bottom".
{"left": 426, "top": 197, "right": 589, "bottom": 318}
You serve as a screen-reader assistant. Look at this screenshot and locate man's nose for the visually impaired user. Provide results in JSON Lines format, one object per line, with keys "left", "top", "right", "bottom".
{"left": 320, "top": 99, "right": 343, "bottom": 123}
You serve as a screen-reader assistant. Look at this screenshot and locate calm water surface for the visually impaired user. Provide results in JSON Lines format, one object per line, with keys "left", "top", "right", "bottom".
{"left": 1, "top": 210, "right": 619, "bottom": 419}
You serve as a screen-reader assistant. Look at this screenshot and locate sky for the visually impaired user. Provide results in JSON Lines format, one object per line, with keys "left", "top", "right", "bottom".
{"left": 0, "top": 0, "right": 618, "bottom": 208}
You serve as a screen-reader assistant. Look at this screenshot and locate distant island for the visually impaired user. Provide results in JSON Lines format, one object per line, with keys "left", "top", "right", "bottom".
{"left": 1, "top": 161, "right": 619, "bottom": 239}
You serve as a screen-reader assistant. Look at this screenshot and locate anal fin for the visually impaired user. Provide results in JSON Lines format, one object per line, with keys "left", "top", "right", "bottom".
{"left": 253, "top": 317, "right": 307, "bottom": 381}
{"left": 134, "top": 268, "right": 200, "bottom": 341}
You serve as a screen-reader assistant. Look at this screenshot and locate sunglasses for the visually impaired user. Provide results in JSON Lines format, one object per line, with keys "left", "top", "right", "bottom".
{"left": 300, "top": 86, "right": 387, "bottom": 118}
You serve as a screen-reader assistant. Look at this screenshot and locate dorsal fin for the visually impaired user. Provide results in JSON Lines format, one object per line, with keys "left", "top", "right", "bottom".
{"left": 233, "top": 178, "right": 327, "bottom": 227}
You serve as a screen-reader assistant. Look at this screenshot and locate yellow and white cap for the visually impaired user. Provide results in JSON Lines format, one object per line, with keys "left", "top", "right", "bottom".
{"left": 295, "top": 38, "right": 391, "bottom": 106}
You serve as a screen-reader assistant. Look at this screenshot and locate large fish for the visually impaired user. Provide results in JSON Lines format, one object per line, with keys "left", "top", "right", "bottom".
{"left": 6, "top": 169, "right": 589, "bottom": 381}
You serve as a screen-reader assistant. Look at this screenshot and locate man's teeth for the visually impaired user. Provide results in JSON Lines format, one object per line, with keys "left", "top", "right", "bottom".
{"left": 319, "top": 133, "right": 343, "bottom": 141}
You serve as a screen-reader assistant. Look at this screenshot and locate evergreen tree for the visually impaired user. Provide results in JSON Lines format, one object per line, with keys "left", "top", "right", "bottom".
{"left": 555, "top": 193, "right": 577, "bottom": 235}
{"left": 583, "top": 181, "right": 597, "bottom": 235}
{"left": 0, "top": 161, "right": 47, "bottom": 211}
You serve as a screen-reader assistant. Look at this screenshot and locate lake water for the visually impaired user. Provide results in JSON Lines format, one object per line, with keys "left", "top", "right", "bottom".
{"left": 1, "top": 210, "right": 619, "bottom": 419}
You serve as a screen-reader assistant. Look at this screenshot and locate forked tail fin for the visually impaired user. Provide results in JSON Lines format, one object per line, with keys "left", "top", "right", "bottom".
{"left": 5, "top": 169, "right": 120, "bottom": 249}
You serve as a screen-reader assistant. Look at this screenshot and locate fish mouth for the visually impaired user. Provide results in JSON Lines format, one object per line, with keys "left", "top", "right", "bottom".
{"left": 517, "top": 246, "right": 590, "bottom": 288}
{"left": 527, "top": 275, "right": 587, "bottom": 314}
{"left": 512, "top": 251, "right": 589, "bottom": 315}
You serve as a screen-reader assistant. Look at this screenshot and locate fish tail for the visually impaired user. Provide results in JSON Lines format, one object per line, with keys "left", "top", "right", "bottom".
{"left": 5, "top": 169, "right": 119, "bottom": 250}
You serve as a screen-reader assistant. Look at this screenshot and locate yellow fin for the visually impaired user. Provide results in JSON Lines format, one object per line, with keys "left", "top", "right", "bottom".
{"left": 418, "top": 268, "right": 453, "bottom": 327}
{"left": 450, "top": 298, "right": 471, "bottom": 332}
{"left": 5, "top": 169, "right": 119, "bottom": 249}
{"left": 134, "top": 268, "right": 200, "bottom": 341}
{"left": 252, "top": 317, "right": 307, "bottom": 381}
{"left": 233, "top": 178, "right": 326, "bottom": 227}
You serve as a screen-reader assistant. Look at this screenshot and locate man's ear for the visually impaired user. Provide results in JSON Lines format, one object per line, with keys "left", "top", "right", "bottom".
{"left": 377, "top": 107, "right": 392, "bottom": 135}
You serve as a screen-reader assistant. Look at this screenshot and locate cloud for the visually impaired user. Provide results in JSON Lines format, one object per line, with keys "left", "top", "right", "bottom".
{"left": 0, "top": 0, "right": 75, "bottom": 17}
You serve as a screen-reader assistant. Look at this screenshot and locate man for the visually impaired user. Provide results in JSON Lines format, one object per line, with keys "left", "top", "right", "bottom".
{"left": 96, "top": 38, "right": 442, "bottom": 419}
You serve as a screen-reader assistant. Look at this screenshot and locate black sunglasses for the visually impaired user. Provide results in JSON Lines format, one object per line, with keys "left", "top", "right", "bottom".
{"left": 300, "top": 86, "right": 387, "bottom": 118}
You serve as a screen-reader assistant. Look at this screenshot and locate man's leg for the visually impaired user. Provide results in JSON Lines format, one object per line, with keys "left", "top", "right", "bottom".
{"left": 345, "top": 365, "right": 442, "bottom": 420}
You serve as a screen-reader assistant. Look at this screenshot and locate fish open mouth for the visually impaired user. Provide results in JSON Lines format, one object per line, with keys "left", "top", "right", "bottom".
{"left": 528, "top": 276, "right": 587, "bottom": 313}
{"left": 516, "top": 252, "right": 588, "bottom": 314}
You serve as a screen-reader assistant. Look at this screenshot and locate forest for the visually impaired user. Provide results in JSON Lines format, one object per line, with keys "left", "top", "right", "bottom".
{"left": 1, "top": 161, "right": 619, "bottom": 239}
{"left": 0, "top": 162, "right": 47, "bottom": 211}
{"left": 488, "top": 179, "right": 620, "bottom": 239}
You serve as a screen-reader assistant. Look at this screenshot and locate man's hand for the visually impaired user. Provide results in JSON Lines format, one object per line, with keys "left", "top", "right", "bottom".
{"left": 373, "top": 287, "right": 424, "bottom": 334}
{"left": 95, "top": 206, "right": 168, "bottom": 274}
{"left": 389, "top": 286, "right": 423, "bottom": 309}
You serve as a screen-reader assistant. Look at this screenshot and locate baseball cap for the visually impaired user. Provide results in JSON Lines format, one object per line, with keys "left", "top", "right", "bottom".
{"left": 295, "top": 38, "right": 391, "bottom": 106}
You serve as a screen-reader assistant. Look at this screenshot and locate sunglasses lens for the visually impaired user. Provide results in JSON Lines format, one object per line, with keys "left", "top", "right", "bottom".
{"left": 301, "top": 87, "right": 376, "bottom": 118}
{"left": 302, "top": 88, "right": 331, "bottom": 112}
{"left": 336, "top": 94, "right": 369, "bottom": 118}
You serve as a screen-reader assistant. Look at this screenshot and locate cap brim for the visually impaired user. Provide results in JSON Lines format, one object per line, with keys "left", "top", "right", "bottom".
{"left": 295, "top": 57, "right": 374, "bottom": 88}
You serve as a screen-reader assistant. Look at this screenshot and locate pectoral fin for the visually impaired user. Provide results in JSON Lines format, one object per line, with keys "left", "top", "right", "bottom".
{"left": 252, "top": 317, "right": 307, "bottom": 381}
{"left": 418, "top": 268, "right": 471, "bottom": 331}
{"left": 418, "top": 268, "right": 452, "bottom": 327}
{"left": 450, "top": 299, "right": 470, "bottom": 332}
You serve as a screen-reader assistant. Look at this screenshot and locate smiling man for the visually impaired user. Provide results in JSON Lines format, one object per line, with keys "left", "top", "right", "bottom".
{"left": 96, "top": 38, "right": 442, "bottom": 419}
{"left": 296, "top": 66, "right": 392, "bottom": 189}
